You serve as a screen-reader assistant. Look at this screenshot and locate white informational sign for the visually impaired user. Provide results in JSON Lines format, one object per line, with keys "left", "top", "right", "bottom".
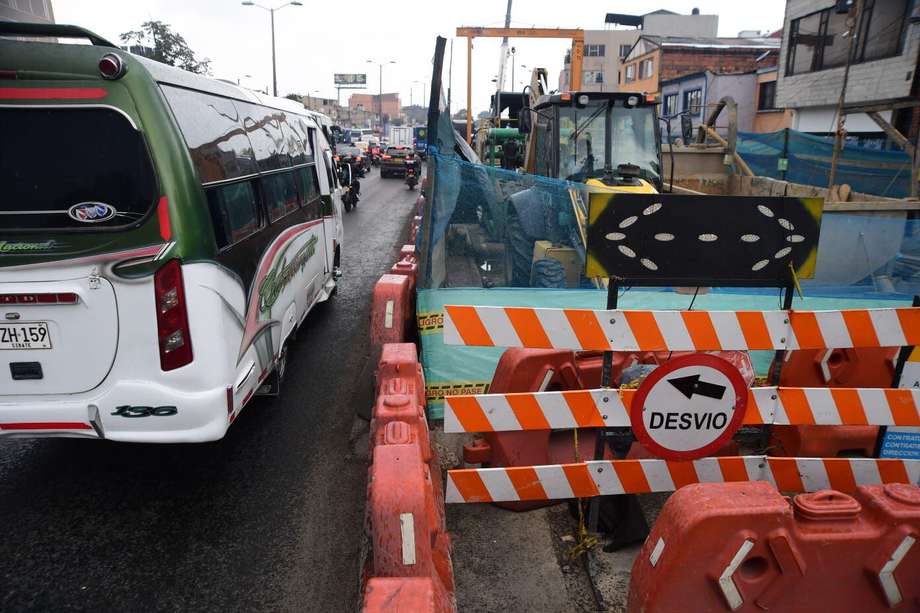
{"left": 881, "top": 349, "right": 920, "bottom": 460}
{"left": 631, "top": 354, "right": 748, "bottom": 461}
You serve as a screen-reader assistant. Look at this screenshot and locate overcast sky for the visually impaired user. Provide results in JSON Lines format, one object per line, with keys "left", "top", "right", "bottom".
{"left": 56, "top": 0, "right": 787, "bottom": 113}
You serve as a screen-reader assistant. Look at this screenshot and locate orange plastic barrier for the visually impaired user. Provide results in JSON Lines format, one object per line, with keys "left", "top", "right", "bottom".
{"left": 363, "top": 578, "right": 437, "bottom": 612}
{"left": 363, "top": 344, "right": 456, "bottom": 613}
{"left": 770, "top": 348, "right": 899, "bottom": 458}
{"left": 628, "top": 481, "right": 920, "bottom": 612}
{"left": 369, "top": 274, "right": 414, "bottom": 348}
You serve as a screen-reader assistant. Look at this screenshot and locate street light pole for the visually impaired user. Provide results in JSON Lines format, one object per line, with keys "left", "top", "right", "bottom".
{"left": 413, "top": 80, "right": 425, "bottom": 108}
{"left": 270, "top": 8, "right": 276, "bottom": 96}
{"left": 367, "top": 59, "right": 396, "bottom": 130}
{"left": 242, "top": 1, "right": 302, "bottom": 97}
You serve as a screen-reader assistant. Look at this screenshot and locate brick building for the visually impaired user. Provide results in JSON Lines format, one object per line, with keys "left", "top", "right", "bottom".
{"left": 620, "top": 35, "right": 780, "bottom": 96}
{"left": 776, "top": 0, "right": 920, "bottom": 146}
{"left": 348, "top": 92, "right": 401, "bottom": 123}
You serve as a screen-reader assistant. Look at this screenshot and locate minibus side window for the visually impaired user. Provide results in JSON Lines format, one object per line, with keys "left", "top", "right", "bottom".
{"left": 161, "top": 85, "right": 257, "bottom": 183}
{"left": 262, "top": 171, "right": 300, "bottom": 223}
{"left": 236, "top": 102, "right": 291, "bottom": 172}
{"left": 305, "top": 126, "right": 317, "bottom": 162}
{"left": 322, "top": 151, "right": 337, "bottom": 190}
{"left": 295, "top": 165, "right": 322, "bottom": 221}
{"left": 206, "top": 181, "right": 262, "bottom": 249}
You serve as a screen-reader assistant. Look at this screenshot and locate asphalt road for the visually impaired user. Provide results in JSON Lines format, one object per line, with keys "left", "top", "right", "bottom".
{"left": 0, "top": 168, "right": 419, "bottom": 612}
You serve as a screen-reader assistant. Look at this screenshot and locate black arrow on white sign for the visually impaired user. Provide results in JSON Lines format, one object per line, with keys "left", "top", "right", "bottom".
{"left": 668, "top": 374, "right": 727, "bottom": 400}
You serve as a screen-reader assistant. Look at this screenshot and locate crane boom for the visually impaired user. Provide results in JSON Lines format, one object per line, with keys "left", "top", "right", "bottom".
{"left": 456, "top": 26, "right": 585, "bottom": 143}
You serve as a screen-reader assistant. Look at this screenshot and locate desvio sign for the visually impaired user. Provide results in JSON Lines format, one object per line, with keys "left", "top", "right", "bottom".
{"left": 630, "top": 353, "right": 749, "bottom": 461}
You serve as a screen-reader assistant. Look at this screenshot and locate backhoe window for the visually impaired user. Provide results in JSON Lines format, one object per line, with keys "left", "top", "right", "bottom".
{"left": 559, "top": 102, "right": 607, "bottom": 181}
{"left": 611, "top": 105, "right": 660, "bottom": 185}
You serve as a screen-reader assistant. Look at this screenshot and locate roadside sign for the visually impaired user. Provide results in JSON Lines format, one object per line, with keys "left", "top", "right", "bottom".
{"left": 334, "top": 73, "right": 366, "bottom": 86}
{"left": 880, "top": 347, "right": 920, "bottom": 460}
{"left": 584, "top": 193, "right": 823, "bottom": 287}
{"left": 630, "top": 353, "right": 748, "bottom": 461}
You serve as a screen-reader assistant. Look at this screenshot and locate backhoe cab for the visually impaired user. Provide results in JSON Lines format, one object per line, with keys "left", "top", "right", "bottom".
{"left": 521, "top": 91, "right": 663, "bottom": 193}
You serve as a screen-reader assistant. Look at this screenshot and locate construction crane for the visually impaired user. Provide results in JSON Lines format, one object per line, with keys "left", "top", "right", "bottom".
{"left": 455, "top": 26, "right": 585, "bottom": 144}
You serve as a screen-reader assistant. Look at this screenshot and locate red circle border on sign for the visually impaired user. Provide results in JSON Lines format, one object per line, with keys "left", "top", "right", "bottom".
{"left": 629, "top": 353, "right": 749, "bottom": 461}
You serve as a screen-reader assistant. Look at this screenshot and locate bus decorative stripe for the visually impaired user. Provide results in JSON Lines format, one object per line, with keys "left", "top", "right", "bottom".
{"left": 0, "top": 422, "right": 93, "bottom": 431}
{"left": 0, "top": 244, "right": 167, "bottom": 271}
{"left": 443, "top": 387, "right": 920, "bottom": 432}
{"left": 0, "top": 87, "right": 108, "bottom": 100}
{"left": 237, "top": 220, "right": 324, "bottom": 362}
{"left": 157, "top": 196, "right": 172, "bottom": 241}
{"left": 445, "top": 457, "right": 920, "bottom": 503}
{"left": 442, "top": 305, "right": 920, "bottom": 351}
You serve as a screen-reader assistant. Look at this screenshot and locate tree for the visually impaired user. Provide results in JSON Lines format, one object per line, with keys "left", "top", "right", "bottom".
{"left": 284, "top": 93, "right": 304, "bottom": 102}
{"left": 121, "top": 21, "right": 211, "bottom": 75}
{"left": 452, "top": 108, "right": 468, "bottom": 120}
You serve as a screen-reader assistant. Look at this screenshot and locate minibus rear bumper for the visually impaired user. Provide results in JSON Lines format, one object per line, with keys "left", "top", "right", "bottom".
{"left": 0, "top": 380, "right": 230, "bottom": 443}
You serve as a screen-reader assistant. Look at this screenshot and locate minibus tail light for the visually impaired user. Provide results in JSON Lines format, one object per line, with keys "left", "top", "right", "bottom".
{"left": 154, "top": 259, "right": 193, "bottom": 371}
{"left": 99, "top": 53, "right": 127, "bottom": 80}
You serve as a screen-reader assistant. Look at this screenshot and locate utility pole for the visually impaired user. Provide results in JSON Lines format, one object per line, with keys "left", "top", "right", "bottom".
{"left": 828, "top": 0, "right": 863, "bottom": 192}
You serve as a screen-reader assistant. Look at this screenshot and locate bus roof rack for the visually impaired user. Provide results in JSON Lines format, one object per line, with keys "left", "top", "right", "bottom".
{"left": 0, "top": 22, "right": 116, "bottom": 47}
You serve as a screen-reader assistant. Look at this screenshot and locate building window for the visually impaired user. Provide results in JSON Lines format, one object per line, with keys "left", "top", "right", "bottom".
{"left": 625, "top": 64, "right": 635, "bottom": 83}
{"left": 641, "top": 58, "right": 654, "bottom": 79}
{"left": 663, "top": 93, "right": 678, "bottom": 117}
{"left": 683, "top": 88, "right": 703, "bottom": 116}
{"left": 786, "top": 0, "right": 910, "bottom": 76}
{"left": 619, "top": 44, "right": 632, "bottom": 59}
{"left": 585, "top": 44, "right": 606, "bottom": 57}
{"left": 757, "top": 81, "right": 777, "bottom": 111}
{"left": 582, "top": 70, "right": 605, "bottom": 85}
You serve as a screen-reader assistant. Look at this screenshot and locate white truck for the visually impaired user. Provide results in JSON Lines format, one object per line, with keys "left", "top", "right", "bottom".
{"left": 387, "top": 125, "right": 412, "bottom": 148}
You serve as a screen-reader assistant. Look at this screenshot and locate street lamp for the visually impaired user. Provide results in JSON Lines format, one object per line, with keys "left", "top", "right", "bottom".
{"left": 241, "top": 0, "right": 302, "bottom": 97}
{"left": 367, "top": 59, "right": 396, "bottom": 129}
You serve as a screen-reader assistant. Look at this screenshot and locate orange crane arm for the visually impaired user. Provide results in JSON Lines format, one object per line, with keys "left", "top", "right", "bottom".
{"left": 456, "top": 27, "right": 584, "bottom": 144}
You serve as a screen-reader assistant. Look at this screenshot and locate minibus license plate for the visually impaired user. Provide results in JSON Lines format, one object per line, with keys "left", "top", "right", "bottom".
{"left": 0, "top": 322, "right": 52, "bottom": 350}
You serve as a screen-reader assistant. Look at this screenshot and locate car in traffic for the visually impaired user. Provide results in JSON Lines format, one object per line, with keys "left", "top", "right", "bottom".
{"left": 380, "top": 146, "right": 416, "bottom": 178}
{"left": 335, "top": 145, "right": 370, "bottom": 176}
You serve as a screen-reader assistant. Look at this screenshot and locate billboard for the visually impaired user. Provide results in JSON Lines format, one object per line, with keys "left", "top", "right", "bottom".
{"left": 334, "top": 73, "right": 367, "bottom": 86}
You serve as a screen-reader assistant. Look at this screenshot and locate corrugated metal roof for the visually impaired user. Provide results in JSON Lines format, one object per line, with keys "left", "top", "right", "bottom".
{"left": 641, "top": 35, "right": 781, "bottom": 50}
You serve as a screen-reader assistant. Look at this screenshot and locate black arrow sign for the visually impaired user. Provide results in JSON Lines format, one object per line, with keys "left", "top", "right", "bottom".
{"left": 668, "top": 374, "right": 726, "bottom": 400}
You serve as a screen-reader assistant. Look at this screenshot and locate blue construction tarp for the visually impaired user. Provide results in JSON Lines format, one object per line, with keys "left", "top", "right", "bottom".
{"left": 738, "top": 129, "right": 914, "bottom": 198}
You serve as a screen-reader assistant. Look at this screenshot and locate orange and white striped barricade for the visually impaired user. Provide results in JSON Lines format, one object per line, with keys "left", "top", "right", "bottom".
{"left": 439, "top": 304, "right": 920, "bottom": 503}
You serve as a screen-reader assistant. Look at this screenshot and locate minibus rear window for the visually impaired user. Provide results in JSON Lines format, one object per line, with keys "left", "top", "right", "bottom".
{"left": 0, "top": 107, "right": 157, "bottom": 231}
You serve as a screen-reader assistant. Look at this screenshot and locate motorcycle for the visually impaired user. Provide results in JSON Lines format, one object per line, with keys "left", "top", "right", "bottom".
{"left": 337, "top": 161, "right": 360, "bottom": 211}
{"left": 405, "top": 158, "right": 419, "bottom": 190}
